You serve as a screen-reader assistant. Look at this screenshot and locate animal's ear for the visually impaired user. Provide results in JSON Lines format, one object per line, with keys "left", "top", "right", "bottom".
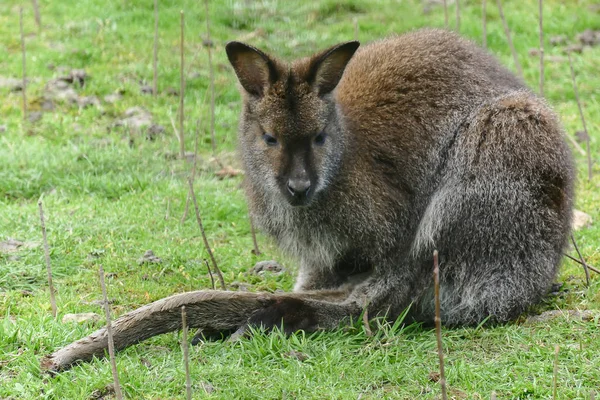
{"left": 307, "top": 41, "right": 360, "bottom": 96}
{"left": 226, "top": 41, "right": 279, "bottom": 97}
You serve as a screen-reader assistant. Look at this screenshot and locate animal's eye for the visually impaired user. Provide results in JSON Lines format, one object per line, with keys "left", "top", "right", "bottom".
{"left": 262, "top": 134, "right": 278, "bottom": 147}
{"left": 314, "top": 132, "right": 327, "bottom": 146}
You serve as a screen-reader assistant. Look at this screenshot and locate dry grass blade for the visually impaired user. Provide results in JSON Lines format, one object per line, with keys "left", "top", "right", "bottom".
{"left": 570, "top": 235, "right": 591, "bottom": 284}
{"left": 482, "top": 0, "right": 487, "bottom": 48}
{"left": 20, "top": 7, "right": 27, "bottom": 123}
{"left": 188, "top": 178, "right": 226, "bottom": 290}
{"left": 181, "top": 306, "right": 192, "bottom": 400}
{"left": 38, "top": 199, "right": 57, "bottom": 318}
{"left": 433, "top": 250, "right": 448, "bottom": 400}
{"left": 495, "top": 0, "right": 523, "bottom": 78}
{"left": 538, "top": 0, "right": 544, "bottom": 96}
{"left": 204, "top": 0, "right": 216, "bottom": 155}
{"left": 553, "top": 345, "right": 559, "bottom": 400}
{"left": 179, "top": 10, "right": 185, "bottom": 159}
{"left": 153, "top": 0, "right": 158, "bottom": 97}
{"left": 567, "top": 51, "right": 593, "bottom": 181}
{"left": 99, "top": 265, "right": 124, "bottom": 400}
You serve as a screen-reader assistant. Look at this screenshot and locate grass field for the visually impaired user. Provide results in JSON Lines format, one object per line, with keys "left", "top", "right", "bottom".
{"left": 1, "top": 0, "right": 599, "bottom": 398}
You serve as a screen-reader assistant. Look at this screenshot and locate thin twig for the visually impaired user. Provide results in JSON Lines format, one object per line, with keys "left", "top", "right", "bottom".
{"left": 153, "top": 0, "right": 158, "bottom": 97}
{"left": 20, "top": 7, "right": 27, "bottom": 124}
{"left": 564, "top": 253, "right": 600, "bottom": 275}
{"left": 39, "top": 199, "right": 57, "bottom": 318}
{"left": 179, "top": 10, "right": 186, "bottom": 159}
{"left": 433, "top": 250, "right": 448, "bottom": 400}
{"left": 204, "top": 0, "right": 216, "bottom": 156}
{"left": 181, "top": 120, "right": 201, "bottom": 224}
{"left": 353, "top": 17, "right": 359, "bottom": 41}
{"left": 99, "top": 265, "right": 124, "bottom": 400}
{"left": 32, "top": 0, "right": 41, "bottom": 31}
{"left": 455, "top": 0, "right": 460, "bottom": 31}
{"left": 538, "top": 0, "right": 544, "bottom": 97}
{"left": 482, "top": 0, "right": 487, "bottom": 48}
{"left": 181, "top": 306, "right": 192, "bottom": 400}
{"left": 570, "top": 236, "right": 591, "bottom": 284}
{"left": 553, "top": 345, "right": 559, "bottom": 400}
{"left": 443, "top": 0, "right": 448, "bottom": 28}
{"left": 249, "top": 214, "right": 261, "bottom": 256}
{"left": 567, "top": 51, "right": 593, "bottom": 181}
{"left": 495, "top": 0, "right": 523, "bottom": 78}
{"left": 188, "top": 178, "right": 226, "bottom": 290}
{"left": 204, "top": 259, "right": 215, "bottom": 290}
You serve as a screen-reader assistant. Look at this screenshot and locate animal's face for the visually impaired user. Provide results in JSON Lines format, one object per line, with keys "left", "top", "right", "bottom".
{"left": 227, "top": 41, "right": 359, "bottom": 207}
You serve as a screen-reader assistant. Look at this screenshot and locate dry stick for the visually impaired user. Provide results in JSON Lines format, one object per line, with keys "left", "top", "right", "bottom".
{"left": 181, "top": 120, "right": 201, "bottom": 224}
{"left": 204, "top": 0, "right": 216, "bottom": 156}
{"left": 433, "top": 250, "right": 448, "bottom": 400}
{"left": 153, "top": 0, "right": 158, "bottom": 97}
{"left": 443, "top": 0, "right": 449, "bottom": 28}
{"left": 31, "top": 0, "right": 41, "bottom": 31}
{"left": 567, "top": 51, "right": 593, "bottom": 181}
{"left": 179, "top": 10, "right": 186, "bottom": 159}
{"left": 19, "top": 7, "right": 27, "bottom": 124}
{"left": 204, "top": 259, "right": 216, "bottom": 290}
{"left": 181, "top": 306, "right": 192, "bottom": 400}
{"left": 188, "top": 178, "right": 226, "bottom": 290}
{"left": 552, "top": 345, "right": 559, "bottom": 400}
{"left": 482, "top": 0, "right": 487, "bottom": 48}
{"left": 570, "top": 235, "right": 591, "bottom": 285}
{"left": 249, "top": 214, "right": 261, "bottom": 256}
{"left": 39, "top": 199, "right": 57, "bottom": 318}
{"left": 538, "top": 0, "right": 544, "bottom": 97}
{"left": 99, "top": 266, "right": 124, "bottom": 400}
{"left": 564, "top": 254, "right": 600, "bottom": 275}
{"left": 495, "top": 0, "right": 523, "bottom": 79}
{"left": 455, "top": 0, "right": 460, "bottom": 31}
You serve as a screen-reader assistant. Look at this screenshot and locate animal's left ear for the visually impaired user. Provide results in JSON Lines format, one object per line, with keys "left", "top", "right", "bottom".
{"left": 307, "top": 41, "right": 360, "bottom": 96}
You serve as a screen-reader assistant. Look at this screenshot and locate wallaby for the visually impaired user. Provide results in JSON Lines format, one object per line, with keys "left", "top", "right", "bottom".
{"left": 44, "top": 29, "right": 574, "bottom": 372}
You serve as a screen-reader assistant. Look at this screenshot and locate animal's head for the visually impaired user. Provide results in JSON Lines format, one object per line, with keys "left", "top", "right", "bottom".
{"left": 226, "top": 40, "right": 359, "bottom": 207}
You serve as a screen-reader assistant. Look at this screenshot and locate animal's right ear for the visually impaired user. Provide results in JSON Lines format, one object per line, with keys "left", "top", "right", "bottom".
{"left": 226, "top": 42, "right": 278, "bottom": 97}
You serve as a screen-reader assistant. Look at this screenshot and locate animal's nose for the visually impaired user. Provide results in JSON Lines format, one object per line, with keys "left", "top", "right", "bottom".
{"left": 287, "top": 178, "right": 311, "bottom": 197}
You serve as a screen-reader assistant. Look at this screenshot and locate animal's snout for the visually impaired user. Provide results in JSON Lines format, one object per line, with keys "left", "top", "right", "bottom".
{"left": 287, "top": 178, "right": 311, "bottom": 198}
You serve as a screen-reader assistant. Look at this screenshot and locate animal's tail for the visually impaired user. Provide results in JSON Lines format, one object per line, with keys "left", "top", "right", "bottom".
{"left": 41, "top": 289, "right": 350, "bottom": 372}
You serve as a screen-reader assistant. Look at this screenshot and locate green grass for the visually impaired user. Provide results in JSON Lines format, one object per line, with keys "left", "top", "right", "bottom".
{"left": 1, "top": 0, "right": 599, "bottom": 398}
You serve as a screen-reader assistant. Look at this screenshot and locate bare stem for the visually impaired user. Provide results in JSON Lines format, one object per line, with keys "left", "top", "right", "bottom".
{"left": 443, "top": 0, "right": 448, "bottom": 28}
{"left": 482, "top": 0, "right": 487, "bottom": 48}
{"left": 249, "top": 214, "right": 261, "bottom": 256}
{"left": 181, "top": 120, "right": 201, "bottom": 224}
{"left": 20, "top": 7, "right": 27, "bottom": 124}
{"left": 538, "top": 0, "right": 544, "bottom": 96}
{"left": 495, "top": 0, "right": 523, "bottom": 78}
{"left": 353, "top": 17, "right": 359, "bottom": 41}
{"left": 552, "top": 345, "right": 559, "bottom": 400}
{"left": 181, "top": 306, "right": 192, "bottom": 400}
{"left": 455, "top": 0, "right": 460, "bottom": 31}
{"left": 153, "top": 0, "right": 158, "bottom": 97}
{"left": 32, "top": 0, "right": 41, "bottom": 31}
{"left": 204, "top": 259, "right": 216, "bottom": 290}
{"left": 564, "top": 253, "right": 600, "bottom": 275}
{"left": 99, "top": 265, "right": 124, "bottom": 400}
{"left": 188, "top": 178, "right": 226, "bottom": 290}
{"left": 567, "top": 52, "right": 592, "bottom": 181}
{"left": 38, "top": 199, "right": 57, "bottom": 318}
{"left": 433, "top": 250, "right": 448, "bottom": 400}
{"left": 179, "top": 10, "right": 185, "bottom": 159}
{"left": 362, "top": 304, "right": 372, "bottom": 337}
{"left": 571, "top": 235, "right": 591, "bottom": 285}
{"left": 204, "top": 0, "right": 216, "bottom": 155}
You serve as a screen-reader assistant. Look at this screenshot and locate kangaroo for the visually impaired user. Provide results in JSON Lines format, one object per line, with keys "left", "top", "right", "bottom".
{"left": 44, "top": 29, "right": 574, "bottom": 372}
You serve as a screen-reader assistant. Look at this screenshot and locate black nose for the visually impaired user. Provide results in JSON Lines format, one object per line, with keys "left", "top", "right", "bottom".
{"left": 287, "top": 178, "right": 311, "bottom": 197}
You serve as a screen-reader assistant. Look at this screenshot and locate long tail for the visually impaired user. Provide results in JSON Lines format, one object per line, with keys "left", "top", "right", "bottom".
{"left": 42, "top": 289, "right": 349, "bottom": 372}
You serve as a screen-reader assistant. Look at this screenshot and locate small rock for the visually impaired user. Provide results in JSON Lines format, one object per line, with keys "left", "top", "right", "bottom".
{"left": 578, "top": 29, "right": 600, "bottom": 46}
{"left": 202, "top": 38, "right": 214, "bottom": 48}
{"left": 28, "top": 111, "right": 43, "bottom": 123}
{"left": 575, "top": 130, "right": 589, "bottom": 143}
{"left": 0, "top": 239, "right": 24, "bottom": 253}
{"left": 62, "top": 313, "right": 101, "bottom": 324}
{"left": 103, "top": 92, "right": 123, "bottom": 104}
{"left": 0, "top": 77, "right": 25, "bottom": 92}
{"left": 41, "top": 99, "right": 55, "bottom": 111}
{"left": 572, "top": 209, "right": 592, "bottom": 231}
{"left": 526, "top": 309, "right": 596, "bottom": 324}
{"left": 0, "top": 125, "right": 6, "bottom": 133}
{"left": 250, "top": 260, "right": 285, "bottom": 275}
{"left": 549, "top": 35, "right": 568, "bottom": 46}
{"left": 77, "top": 95, "right": 101, "bottom": 109}
{"left": 528, "top": 48, "right": 540, "bottom": 57}
{"left": 428, "top": 371, "right": 441, "bottom": 382}
{"left": 44, "top": 79, "right": 78, "bottom": 103}
{"left": 138, "top": 250, "right": 162, "bottom": 265}
{"left": 146, "top": 124, "right": 165, "bottom": 140}
{"left": 201, "top": 382, "right": 216, "bottom": 394}
{"left": 165, "top": 87, "right": 179, "bottom": 96}
{"left": 564, "top": 44, "right": 583, "bottom": 54}
{"left": 215, "top": 166, "right": 243, "bottom": 180}
{"left": 140, "top": 85, "right": 153, "bottom": 95}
